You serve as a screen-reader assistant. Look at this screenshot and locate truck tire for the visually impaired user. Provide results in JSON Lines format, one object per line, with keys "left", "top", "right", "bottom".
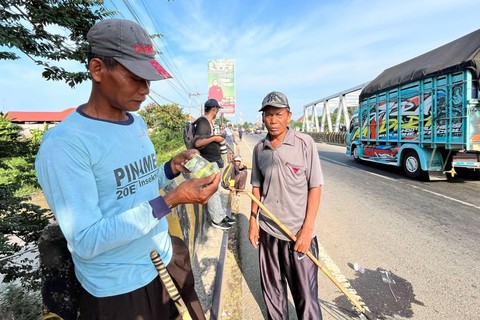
{"left": 402, "top": 150, "right": 424, "bottom": 179}
{"left": 352, "top": 146, "right": 361, "bottom": 162}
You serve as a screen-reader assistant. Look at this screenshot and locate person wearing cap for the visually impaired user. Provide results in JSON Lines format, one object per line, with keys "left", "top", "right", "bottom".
{"left": 248, "top": 91, "right": 324, "bottom": 319}
{"left": 35, "top": 19, "right": 219, "bottom": 320}
{"left": 230, "top": 155, "right": 248, "bottom": 191}
{"left": 193, "top": 99, "right": 235, "bottom": 230}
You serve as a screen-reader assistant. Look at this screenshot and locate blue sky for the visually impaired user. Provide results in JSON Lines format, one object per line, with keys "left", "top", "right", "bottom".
{"left": 1, "top": 0, "right": 479, "bottom": 124}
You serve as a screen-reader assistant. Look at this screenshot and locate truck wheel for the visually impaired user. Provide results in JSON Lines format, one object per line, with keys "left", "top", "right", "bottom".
{"left": 402, "top": 150, "right": 423, "bottom": 179}
{"left": 353, "top": 146, "right": 361, "bottom": 162}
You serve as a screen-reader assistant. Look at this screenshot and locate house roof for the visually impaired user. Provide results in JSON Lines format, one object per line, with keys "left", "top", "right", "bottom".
{"left": 5, "top": 108, "right": 76, "bottom": 123}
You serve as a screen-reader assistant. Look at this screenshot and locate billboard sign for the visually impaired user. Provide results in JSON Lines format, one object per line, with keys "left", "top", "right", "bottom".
{"left": 207, "top": 59, "right": 235, "bottom": 115}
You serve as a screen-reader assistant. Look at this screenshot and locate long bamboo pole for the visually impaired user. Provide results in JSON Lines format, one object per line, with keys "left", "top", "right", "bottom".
{"left": 245, "top": 191, "right": 374, "bottom": 319}
{"left": 150, "top": 250, "right": 193, "bottom": 320}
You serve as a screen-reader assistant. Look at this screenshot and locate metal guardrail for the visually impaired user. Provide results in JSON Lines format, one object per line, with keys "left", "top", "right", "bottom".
{"left": 308, "top": 132, "right": 347, "bottom": 146}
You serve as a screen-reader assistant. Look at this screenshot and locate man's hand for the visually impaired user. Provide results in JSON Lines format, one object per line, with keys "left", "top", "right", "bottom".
{"left": 214, "top": 135, "right": 225, "bottom": 144}
{"left": 294, "top": 226, "right": 313, "bottom": 254}
{"left": 248, "top": 216, "right": 260, "bottom": 248}
{"left": 163, "top": 172, "right": 221, "bottom": 207}
{"left": 171, "top": 149, "right": 199, "bottom": 175}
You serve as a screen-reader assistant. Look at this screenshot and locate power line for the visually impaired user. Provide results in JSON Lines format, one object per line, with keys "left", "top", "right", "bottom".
{"left": 119, "top": 0, "right": 193, "bottom": 101}
{"left": 107, "top": 0, "right": 194, "bottom": 106}
{"left": 139, "top": 0, "right": 193, "bottom": 95}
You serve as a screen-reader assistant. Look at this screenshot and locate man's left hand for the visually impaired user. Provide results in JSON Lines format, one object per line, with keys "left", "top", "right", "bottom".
{"left": 294, "top": 227, "right": 313, "bottom": 254}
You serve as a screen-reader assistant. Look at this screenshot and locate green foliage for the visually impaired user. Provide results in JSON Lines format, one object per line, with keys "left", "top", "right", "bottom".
{"left": 290, "top": 120, "right": 303, "bottom": 130}
{"left": 0, "top": 116, "right": 44, "bottom": 194}
{"left": 0, "top": 115, "right": 23, "bottom": 160}
{"left": 0, "top": 116, "right": 51, "bottom": 291}
{"left": 30, "top": 123, "right": 50, "bottom": 146}
{"left": 0, "top": 283, "right": 42, "bottom": 320}
{"left": 138, "top": 103, "right": 188, "bottom": 162}
{"left": 241, "top": 121, "right": 253, "bottom": 129}
{"left": 138, "top": 102, "right": 188, "bottom": 130}
{"left": 0, "top": 0, "right": 114, "bottom": 87}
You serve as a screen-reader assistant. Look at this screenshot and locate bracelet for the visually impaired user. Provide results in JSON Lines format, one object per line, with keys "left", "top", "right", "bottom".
{"left": 250, "top": 211, "right": 258, "bottom": 218}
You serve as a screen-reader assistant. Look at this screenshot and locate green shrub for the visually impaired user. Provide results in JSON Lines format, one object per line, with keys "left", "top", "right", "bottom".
{"left": 0, "top": 283, "right": 42, "bottom": 320}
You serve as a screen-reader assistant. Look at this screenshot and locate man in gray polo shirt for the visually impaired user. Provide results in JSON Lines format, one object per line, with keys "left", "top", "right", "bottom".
{"left": 248, "top": 91, "right": 324, "bottom": 319}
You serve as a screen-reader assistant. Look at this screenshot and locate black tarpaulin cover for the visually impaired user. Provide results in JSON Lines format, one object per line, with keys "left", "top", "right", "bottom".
{"left": 360, "top": 28, "right": 480, "bottom": 100}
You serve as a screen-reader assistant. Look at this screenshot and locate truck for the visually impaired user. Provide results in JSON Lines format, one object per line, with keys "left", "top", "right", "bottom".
{"left": 346, "top": 29, "right": 480, "bottom": 180}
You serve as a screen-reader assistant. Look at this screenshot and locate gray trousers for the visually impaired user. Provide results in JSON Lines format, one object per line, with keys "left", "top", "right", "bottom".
{"left": 207, "top": 162, "right": 227, "bottom": 224}
{"left": 259, "top": 229, "right": 322, "bottom": 320}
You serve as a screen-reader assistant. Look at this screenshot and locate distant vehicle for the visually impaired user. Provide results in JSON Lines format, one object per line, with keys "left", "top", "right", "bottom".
{"left": 346, "top": 29, "right": 480, "bottom": 181}
{"left": 254, "top": 129, "right": 262, "bottom": 134}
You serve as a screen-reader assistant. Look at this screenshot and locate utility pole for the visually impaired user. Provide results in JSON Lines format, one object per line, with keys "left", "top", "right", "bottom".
{"left": 188, "top": 93, "right": 201, "bottom": 118}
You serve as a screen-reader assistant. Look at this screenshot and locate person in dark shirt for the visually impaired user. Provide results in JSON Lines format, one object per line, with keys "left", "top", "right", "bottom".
{"left": 194, "top": 99, "right": 235, "bottom": 229}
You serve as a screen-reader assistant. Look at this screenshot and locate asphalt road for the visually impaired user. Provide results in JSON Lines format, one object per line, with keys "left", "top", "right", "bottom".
{"left": 224, "top": 134, "right": 480, "bottom": 320}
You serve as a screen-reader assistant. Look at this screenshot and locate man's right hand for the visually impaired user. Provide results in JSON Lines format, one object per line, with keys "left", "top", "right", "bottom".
{"left": 248, "top": 217, "right": 260, "bottom": 248}
{"left": 163, "top": 173, "right": 221, "bottom": 207}
{"left": 214, "top": 135, "right": 225, "bottom": 143}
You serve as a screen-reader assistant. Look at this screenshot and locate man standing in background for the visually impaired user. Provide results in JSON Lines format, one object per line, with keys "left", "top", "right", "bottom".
{"left": 194, "top": 99, "right": 235, "bottom": 230}
{"left": 222, "top": 122, "right": 238, "bottom": 157}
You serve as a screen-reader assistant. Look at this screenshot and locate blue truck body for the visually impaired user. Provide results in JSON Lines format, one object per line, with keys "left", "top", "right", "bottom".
{"left": 346, "top": 29, "right": 480, "bottom": 180}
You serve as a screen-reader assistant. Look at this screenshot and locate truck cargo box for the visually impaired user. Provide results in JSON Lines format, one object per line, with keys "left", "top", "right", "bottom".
{"left": 347, "top": 29, "right": 480, "bottom": 180}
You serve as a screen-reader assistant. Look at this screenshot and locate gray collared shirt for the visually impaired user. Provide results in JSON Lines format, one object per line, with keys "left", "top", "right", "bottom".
{"left": 251, "top": 128, "right": 324, "bottom": 240}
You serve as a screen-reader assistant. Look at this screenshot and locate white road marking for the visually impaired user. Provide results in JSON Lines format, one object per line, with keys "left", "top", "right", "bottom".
{"left": 321, "top": 156, "right": 480, "bottom": 210}
{"left": 407, "top": 184, "right": 480, "bottom": 210}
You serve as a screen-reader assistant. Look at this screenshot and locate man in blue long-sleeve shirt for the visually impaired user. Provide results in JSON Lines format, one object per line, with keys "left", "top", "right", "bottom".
{"left": 35, "top": 19, "right": 219, "bottom": 320}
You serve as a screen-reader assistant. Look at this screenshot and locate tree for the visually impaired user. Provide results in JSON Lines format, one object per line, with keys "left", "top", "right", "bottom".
{"left": 0, "top": 0, "right": 113, "bottom": 87}
{"left": 0, "top": 115, "right": 51, "bottom": 291}
{"left": 138, "top": 103, "right": 189, "bottom": 162}
{"left": 241, "top": 121, "right": 253, "bottom": 129}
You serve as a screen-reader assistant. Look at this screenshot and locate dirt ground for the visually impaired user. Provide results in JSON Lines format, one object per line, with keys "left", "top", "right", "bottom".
{"left": 29, "top": 191, "right": 49, "bottom": 209}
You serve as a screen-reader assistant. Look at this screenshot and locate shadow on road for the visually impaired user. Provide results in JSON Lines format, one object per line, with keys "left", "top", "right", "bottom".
{"left": 332, "top": 264, "right": 425, "bottom": 320}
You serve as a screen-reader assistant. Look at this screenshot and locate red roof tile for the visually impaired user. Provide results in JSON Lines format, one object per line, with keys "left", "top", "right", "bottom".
{"left": 6, "top": 108, "right": 76, "bottom": 123}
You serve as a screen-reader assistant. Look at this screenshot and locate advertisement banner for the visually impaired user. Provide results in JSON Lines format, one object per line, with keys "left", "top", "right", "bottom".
{"left": 207, "top": 59, "right": 235, "bottom": 115}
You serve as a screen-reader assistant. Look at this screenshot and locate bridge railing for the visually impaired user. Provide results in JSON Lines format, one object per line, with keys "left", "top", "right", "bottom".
{"left": 309, "top": 131, "right": 347, "bottom": 146}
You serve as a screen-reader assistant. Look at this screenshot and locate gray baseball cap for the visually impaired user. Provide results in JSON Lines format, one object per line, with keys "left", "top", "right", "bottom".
{"left": 87, "top": 19, "right": 172, "bottom": 81}
{"left": 259, "top": 91, "right": 290, "bottom": 112}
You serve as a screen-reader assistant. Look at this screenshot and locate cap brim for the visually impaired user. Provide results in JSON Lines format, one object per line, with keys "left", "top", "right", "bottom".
{"left": 258, "top": 103, "right": 289, "bottom": 112}
{"left": 115, "top": 58, "right": 172, "bottom": 81}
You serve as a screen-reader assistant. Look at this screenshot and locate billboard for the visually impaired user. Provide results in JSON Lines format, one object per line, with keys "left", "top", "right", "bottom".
{"left": 207, "top": 59, "right": 235, "bottom": 115}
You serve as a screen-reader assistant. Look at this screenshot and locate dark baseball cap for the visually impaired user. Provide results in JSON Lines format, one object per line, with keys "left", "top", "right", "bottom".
{"left": 204, "top": 99, "right": 222, "bottom": 109}
{"left": 259, "top": 91, "right": 290, "bottom": 112}
{"left": 87, "top": 19, "right": 172, "bottom": 81}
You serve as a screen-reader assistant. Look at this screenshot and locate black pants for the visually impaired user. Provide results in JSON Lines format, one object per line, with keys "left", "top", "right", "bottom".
{"left": 79, "top": 236, "right": 205, "bottom": 320}
{"left": 259, "top": 229, "right": 322, "bottom": 320}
